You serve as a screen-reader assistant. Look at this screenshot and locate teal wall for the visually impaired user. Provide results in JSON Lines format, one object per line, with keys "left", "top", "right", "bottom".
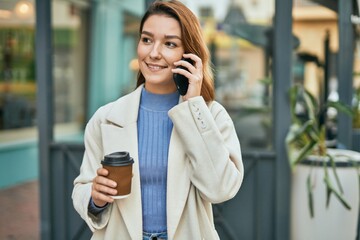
{"left": 0, "top": 140, "right": 38, "bottom": 189}
{"left": 0, "top": 133, "right": 84, "bottom": 190}
{"left": 88, "top": 0, "right": 144, "bottom": 119}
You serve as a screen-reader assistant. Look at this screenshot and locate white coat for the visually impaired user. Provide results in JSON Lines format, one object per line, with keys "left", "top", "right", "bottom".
{"left": 72, "top": 85, "right": 244, "bottom": 239}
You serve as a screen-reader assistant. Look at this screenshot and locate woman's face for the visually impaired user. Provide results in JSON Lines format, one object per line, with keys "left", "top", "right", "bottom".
{"left": 137, "top": 14, "right": 184, "bottom": 94}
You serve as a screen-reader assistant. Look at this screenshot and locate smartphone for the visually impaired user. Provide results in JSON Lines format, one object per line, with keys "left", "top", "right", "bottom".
{"left": 173, "top": 58, "right": 194, "bottom": 96}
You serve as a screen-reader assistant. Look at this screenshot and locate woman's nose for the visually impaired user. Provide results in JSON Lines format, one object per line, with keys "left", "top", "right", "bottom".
{"left": 150, "top": 44, "right": 161, "bottom": 59}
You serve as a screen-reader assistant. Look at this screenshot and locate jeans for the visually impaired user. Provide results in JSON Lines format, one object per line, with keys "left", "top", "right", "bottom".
{"left": 143, "top": 231, "right": 168, "bottom": 240}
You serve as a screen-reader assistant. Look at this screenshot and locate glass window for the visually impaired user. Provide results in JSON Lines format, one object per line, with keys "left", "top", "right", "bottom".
{"left": 186, "top": 0, "right": 275, "bottom": 151}
{"left": 0, "top": 0, "right": 36, "bottom": 143}
{"left": 292, "top": 0, "right": 339, "bottom": 145}
{"left": 0, "top": 0, "right": 89, "bottom": 143}
{"left": 52, "top": 0, "right": 89, "bottom": 142}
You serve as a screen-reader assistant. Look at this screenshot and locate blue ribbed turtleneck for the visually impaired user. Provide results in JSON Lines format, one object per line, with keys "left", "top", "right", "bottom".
{"left": 137, "top": 87, "right": 179, "bottom": 233}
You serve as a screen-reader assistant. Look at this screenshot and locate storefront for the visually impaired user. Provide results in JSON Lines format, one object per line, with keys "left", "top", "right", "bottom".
{"left": 0, "top": 0, "right": 358, "bottom": 239}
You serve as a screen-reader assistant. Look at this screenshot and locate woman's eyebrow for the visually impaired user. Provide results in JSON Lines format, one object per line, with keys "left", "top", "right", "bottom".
{"left": 141, "top": 31, "right": 181, "bottom": 40}
{"left": 165, "top": 34, "right": 181, "bottom": 40}
{"left": 141, "top": 31, "right": 153, "bottom": 37}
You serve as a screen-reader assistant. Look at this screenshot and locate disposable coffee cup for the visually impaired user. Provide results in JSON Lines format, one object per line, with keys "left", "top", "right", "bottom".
{"left": 101, "top": 151, "right": 134, "bottom": 199}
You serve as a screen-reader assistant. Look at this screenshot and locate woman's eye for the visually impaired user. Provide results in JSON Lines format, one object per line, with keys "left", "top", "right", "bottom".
{"left": 165, "top": 42, "right": 177, "bottom": 48}
{"left": 141, "top": 37, "right": 152, "bottom": 43}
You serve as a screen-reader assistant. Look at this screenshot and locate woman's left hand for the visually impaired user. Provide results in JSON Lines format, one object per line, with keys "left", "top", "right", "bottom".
{"left": 172, "top": 53, "right": 203, "bottom": 101}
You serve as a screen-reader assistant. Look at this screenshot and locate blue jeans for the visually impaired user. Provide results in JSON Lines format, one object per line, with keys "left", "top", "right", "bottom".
{"left": 143, "top": 231, "right": 167, "bottom": 240}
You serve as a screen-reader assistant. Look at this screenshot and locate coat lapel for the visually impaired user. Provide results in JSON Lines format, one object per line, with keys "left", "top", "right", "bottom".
{"left": 167, "top": 128, "right": 191, "bottom": 239}
{"left": 101, "top": 86, "right": 143, "bottom": 239}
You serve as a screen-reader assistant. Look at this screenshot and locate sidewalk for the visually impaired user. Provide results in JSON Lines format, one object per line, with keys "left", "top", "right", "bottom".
{"left": 0, "top": 180, "right": 40, "bottom": 240}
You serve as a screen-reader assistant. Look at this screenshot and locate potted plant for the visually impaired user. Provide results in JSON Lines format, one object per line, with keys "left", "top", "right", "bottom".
{"left": 354, "top": 87, "right": 360, "bottom": 128}
{"left": 285, "top": 84, "right": 360, "bottom": 240}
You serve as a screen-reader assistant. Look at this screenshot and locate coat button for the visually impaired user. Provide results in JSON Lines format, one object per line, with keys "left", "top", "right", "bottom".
{"left": 192, "top": 103, "right": 200, "bottom": 112}
{"left": 197, "top": 112, "right": 202, "bottom": 120}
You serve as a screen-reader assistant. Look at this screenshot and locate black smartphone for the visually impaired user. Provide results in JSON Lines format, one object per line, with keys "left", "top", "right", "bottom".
{"left": 173, "top": 58, "right": 194, "bottom": 96}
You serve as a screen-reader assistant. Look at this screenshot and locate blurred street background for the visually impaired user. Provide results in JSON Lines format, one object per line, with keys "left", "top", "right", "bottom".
{"left": 0, "top": 0, "right": 359, "bottom": 239}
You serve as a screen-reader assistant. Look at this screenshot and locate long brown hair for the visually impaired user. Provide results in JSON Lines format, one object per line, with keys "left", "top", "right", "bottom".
{"left": 136, "top": 0, "right": 215, "bottom": 102}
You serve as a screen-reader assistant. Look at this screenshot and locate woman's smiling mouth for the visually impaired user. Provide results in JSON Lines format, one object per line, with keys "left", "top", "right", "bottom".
{"left": 146, "top": 63, "right": 168, "bottom": 71}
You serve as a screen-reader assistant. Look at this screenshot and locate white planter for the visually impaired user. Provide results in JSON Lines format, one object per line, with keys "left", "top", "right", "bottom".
{"left": 291, "top": 149, "right": 360, "bottom": 240}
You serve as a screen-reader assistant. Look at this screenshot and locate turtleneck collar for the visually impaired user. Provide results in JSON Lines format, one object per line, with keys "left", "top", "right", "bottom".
{"left": 140, "top": 87, "right": 180, "bottom": 111}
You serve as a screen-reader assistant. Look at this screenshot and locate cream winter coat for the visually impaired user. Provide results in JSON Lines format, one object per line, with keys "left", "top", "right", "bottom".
{"left": 72, "top": 85, "right": 244, "bottom": 240}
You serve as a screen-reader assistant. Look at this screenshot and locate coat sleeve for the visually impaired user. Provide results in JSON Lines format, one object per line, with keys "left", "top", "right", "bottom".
{"left": 71, "top": 108, "right": 112, "bottom": 232}
{"left": 168, "top": 96, "right": 244, "bottom": 203}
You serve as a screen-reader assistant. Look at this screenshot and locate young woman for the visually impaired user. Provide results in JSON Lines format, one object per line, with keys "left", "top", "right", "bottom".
{"left": 72, "top": 1, "right": 244, "bottom": 239}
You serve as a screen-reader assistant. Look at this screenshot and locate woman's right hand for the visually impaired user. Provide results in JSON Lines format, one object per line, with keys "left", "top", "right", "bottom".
{"left": 91, "top": 168, "right": 117, "bottom": 207}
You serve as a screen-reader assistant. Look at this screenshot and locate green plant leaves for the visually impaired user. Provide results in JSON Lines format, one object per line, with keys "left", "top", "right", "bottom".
{"left": 326, "top": 101, "right": 353, "bottom": 117}
{"left": 286, "top": 121, "right": 317, "bottom": 169}
{"left": 286, "top": 84, "right": 355, "bottom": 217}
{"left": 323, "top": 164, "right": 351, "bottom": 211}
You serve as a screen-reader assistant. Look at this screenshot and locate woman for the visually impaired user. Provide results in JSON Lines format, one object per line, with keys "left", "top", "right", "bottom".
{"left": 72, "top": 1, "right": 244, "bottom": 239}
